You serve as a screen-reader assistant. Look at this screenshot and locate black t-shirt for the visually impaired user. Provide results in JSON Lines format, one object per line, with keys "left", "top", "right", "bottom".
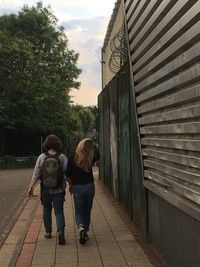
{"left": 65, "top": 154, "right": 94, "bottom": 185}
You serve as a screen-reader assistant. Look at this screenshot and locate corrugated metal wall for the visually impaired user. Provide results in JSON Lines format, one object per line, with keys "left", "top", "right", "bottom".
{"left": 124, "top": 0, "right": 200, "bottom": 210}
{"left": 123, "top": 0, "right": 200, "bottom": 266}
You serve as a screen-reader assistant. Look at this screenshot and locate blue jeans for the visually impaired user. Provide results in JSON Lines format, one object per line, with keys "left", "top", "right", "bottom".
{"left": 73, "top": 182, "right": 95, "bottom": 231}
{"left": 41, "top": 188, "right": 65, "bottom": 233}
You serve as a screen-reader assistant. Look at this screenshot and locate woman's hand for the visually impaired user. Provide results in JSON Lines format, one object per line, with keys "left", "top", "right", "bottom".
{"left": 28, "top": 186, "right": 34, "bottom": 197}
{"left": 27, "top": 180, "right": 38, "bottom": 197}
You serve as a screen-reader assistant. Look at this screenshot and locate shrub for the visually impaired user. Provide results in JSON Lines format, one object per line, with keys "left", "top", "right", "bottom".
{"left": 0, "top": 155, "right": 36, "bottom": 169}
{"left": 0, "top": 155, "right": 17, "bottom": 169}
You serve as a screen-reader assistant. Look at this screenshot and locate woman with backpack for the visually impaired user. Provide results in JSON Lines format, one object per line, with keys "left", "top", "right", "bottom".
{"left": 65, "top": 138, "right": 100, "bottom": 245}
{"left": 28, "top": 134, "right": 68, "bottom": 245}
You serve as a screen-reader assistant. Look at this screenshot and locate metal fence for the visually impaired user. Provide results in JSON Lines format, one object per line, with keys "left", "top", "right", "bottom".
{"left": 98, "top": 62, "right": 146, "bottom": 233}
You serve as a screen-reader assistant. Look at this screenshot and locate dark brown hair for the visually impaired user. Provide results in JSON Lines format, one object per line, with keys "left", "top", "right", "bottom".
{"left": 42, "top": 134, "right": 62, "bottom": 152}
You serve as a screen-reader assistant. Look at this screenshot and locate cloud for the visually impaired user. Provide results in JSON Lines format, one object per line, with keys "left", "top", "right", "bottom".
{"left": 60, "top": 16, "right": 109, "bottom": 56}
{"left": 0, "top": 0, "right": 115, "bottom": 17}
{"left": 70, "top": 87, "right": 98, "bottom": 106}
{"left": 51, "top": 4, "right": 90, "bottom": 21}
{"left": 62, "top": 16, "right": 109, "bottom": 105}
{"left": 52, "top": 0, "right": 115, "bottom": 19}
{"left": 0, "top": 7, "right": 17, "bottom": 15}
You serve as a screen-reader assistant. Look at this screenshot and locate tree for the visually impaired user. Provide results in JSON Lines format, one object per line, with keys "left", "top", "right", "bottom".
{"left": 78, "top": 107, "right": 95, "bottom": 137}
{"left": 88, "top": 105, "right": 99, "bottom": 133}
{"left": 65, "top": 105, "right": 96, "bottom": 154}
{"left": 0, "top": 2, "right": 81, "bottom": 154}
{"left": 71, "top": 105, "right": 95, "bottom": 137}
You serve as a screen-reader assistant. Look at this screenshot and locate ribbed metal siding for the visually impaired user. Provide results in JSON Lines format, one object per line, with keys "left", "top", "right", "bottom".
{"left": 124, "top": 0, "right": 200, "bottom": 207}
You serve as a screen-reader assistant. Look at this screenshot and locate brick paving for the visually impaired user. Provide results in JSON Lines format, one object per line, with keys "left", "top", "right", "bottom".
{"left": 0, "top": 169, "right": 168, "bottom": 267}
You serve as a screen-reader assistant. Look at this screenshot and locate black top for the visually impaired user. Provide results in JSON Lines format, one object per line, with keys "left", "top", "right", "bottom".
{"left": 65, "top": 149, "right": 100, "bottom": 185}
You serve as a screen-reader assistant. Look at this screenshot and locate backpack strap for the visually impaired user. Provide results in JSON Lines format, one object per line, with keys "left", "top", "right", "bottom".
{"left": 56, "top": 152, "right": 61, "bottom": 157}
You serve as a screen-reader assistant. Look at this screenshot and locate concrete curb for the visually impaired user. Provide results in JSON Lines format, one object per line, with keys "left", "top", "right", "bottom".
{"left": 0, "top": 186, "right": 40, "bottom": 267}
{"left": 15, "top": 204, "right": 43, "bottom": 267}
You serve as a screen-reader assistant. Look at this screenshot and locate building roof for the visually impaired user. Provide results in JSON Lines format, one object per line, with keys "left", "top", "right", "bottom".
{"left": 102, "top": 0, "right": 122, "bottom": 50}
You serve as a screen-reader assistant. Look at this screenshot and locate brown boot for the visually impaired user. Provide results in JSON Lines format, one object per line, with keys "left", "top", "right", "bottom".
{"left": 58, "top": 231, "right": 65, "bottom": 245}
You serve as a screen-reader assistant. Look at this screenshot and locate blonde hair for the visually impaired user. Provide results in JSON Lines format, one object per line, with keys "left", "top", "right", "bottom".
{"left": 74, "top": 138, "right": 94, "bottom": 171}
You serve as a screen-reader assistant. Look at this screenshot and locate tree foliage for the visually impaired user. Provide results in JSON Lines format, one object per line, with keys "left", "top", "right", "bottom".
{"left": 0, "top": 2, "right": 100, "bottom": 156}
{"left": 66, "top": 105, "right": 96, "bottom": 154}
{"left": 0, "top": 2, "right": 81, "bottom": 136}
{"left": 88, "top": 105, "right": 99, "bottom": 133}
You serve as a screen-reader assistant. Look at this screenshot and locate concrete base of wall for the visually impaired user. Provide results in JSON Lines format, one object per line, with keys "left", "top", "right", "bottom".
{"left": 148, "top": 191, "right": 200, "bottom": 267}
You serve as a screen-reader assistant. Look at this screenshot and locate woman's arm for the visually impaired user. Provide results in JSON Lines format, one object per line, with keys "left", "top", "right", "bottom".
{"left": 66, "top": 177, "right": 73, "bottom": 194}
{"left": 28, "top": 154, "right": 43, "bottom": 197}
{"left": 28, "top": 179, "right": 38, "bottom": 197}
{"left": 65, "top": 156, "right": 73, "bottom": 194}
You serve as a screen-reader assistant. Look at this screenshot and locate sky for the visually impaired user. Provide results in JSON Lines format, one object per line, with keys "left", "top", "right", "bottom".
{"left": 0, "top": 0, "right": 116, "bottom": 106}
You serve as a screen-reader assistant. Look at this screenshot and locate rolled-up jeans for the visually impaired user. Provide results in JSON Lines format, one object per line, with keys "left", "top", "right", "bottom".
{"left": 41, "top": 188, "right": 65, "bottom": 233}
{"left": 72, "top": 182, "right": 95, "bottom": 231}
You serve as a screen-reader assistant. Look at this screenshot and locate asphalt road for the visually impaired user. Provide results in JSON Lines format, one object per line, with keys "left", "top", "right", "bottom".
{"left": 0, "top": 169, "right": 33, "bottom": 247}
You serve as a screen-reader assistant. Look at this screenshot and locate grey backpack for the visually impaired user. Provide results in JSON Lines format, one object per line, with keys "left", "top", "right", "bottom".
{"left": 41, "top": 153, "right": 63, "bottom": 189}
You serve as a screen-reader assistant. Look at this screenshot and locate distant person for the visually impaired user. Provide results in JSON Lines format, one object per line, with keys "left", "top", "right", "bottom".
{"left": 92, "top": 135, "right": 99, "bottom": 167}
{"left": 28, "top": 134, "right": 68, "bottom": 245}
{"left": 92, "top": 135, "right": 97, "bottom": 143}
{"left": 65, "top": 138, "right": 100, "bottom": 244}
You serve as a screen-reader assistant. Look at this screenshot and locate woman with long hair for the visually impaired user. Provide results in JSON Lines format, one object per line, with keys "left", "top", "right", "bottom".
{"left": 66, "top": 138, "right": 100, "bottom": 244}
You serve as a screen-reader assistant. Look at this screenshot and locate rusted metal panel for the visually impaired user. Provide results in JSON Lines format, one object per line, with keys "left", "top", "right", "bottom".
{"left": 98, "top": 92, "right": 104, "bottom": 182}
{"left": 109, "top": 78, "right": 119, "bottom": 198}
{"left": 118, "top": 64, "right": 132, "bottom": 214}
{"left": 102, "top": 89, "right": 111, "bottom": 190}
{"left": 99, "top": 61, "right": 146, "bottom": 230}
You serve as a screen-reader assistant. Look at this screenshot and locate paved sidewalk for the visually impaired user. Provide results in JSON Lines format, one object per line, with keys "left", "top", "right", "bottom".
{"left": 0, "top": 169, "right": 166, "bottom": 267}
